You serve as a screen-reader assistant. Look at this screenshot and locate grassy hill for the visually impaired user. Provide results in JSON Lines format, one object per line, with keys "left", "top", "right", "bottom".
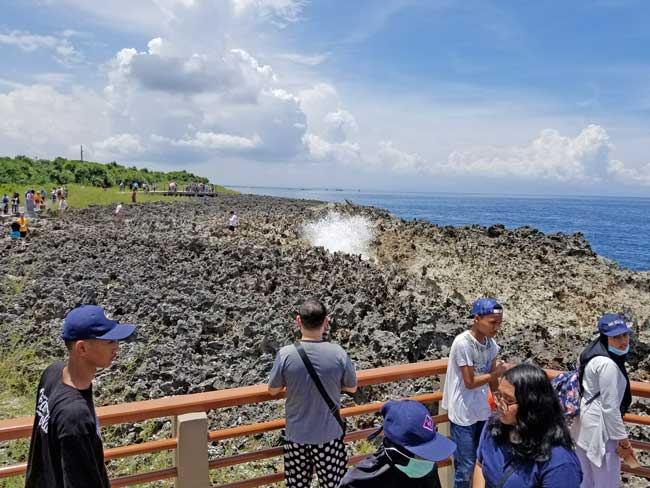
{"left": 0, "top": 155, "right": 210, "bottom": 188}
{"left": 0, "top": 156, "right": 236, "bottom": 208}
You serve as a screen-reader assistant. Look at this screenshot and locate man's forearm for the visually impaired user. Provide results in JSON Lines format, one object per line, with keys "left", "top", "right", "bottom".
{"left": 464, "top": 373, "right": 493, "bottom": 389}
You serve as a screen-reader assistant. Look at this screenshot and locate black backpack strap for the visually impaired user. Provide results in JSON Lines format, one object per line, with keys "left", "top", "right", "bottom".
{"left": 497, "top": 460, "right": 516, "bottom": 488}
{"left": 585, "top": 391, "right": 601, "bottom": 406}
{"left": 294, "top": 342, "right": 346, "bottom": 435}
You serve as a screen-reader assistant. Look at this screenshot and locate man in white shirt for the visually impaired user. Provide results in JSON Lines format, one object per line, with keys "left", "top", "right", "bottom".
{"left": 441, "top": 298, "right": 508, "bottom": 488}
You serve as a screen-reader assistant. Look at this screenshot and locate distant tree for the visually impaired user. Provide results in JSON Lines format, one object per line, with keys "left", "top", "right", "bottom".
{"left": 0, "top": 156, "right": 210, "bottom": 187}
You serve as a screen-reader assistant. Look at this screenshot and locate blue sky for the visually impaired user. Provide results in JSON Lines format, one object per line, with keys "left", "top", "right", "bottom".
{"left": 1, "top": 0, "right": 649, "bottom": 194}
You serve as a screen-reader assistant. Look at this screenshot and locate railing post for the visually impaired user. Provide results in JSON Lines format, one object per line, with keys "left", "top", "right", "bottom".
{"left": 437, "top": 374, "right": 454, "bottom": 488}
{"left": 172, "top": 412, "right": 210, "bottom": 488}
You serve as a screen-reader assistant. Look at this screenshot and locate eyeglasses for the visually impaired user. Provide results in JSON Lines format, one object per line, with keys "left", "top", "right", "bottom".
{"left": 493, "top": 392, "right": 517, "bottom": 408}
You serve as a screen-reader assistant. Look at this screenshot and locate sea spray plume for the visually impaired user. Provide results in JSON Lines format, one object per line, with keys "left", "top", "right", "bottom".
{"left": 303, "top": 211, "right": 374, "bottom": 258}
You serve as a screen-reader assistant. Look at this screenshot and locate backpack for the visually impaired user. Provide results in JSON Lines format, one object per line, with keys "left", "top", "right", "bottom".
{"left": 551, "top": 368, "right": 600, "bottom": 418}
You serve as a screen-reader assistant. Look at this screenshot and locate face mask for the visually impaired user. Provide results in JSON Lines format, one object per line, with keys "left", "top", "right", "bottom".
{"left": 386, "top": 448, "right": 435, "bottom": 478}
{"left": 608, "top": 344, "right": 629, "bottom": 356}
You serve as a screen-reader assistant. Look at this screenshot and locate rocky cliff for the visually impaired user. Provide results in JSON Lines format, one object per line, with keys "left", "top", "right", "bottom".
{"left": 1, "top": 194, "right": 648, "bottom": 483}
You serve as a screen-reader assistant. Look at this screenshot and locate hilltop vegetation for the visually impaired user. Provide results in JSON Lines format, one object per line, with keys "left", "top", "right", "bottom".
{"left": 0, "top": 156, "right": 209, "bottom": 188}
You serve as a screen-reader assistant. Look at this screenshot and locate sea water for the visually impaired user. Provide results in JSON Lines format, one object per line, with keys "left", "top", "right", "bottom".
{"left": 230, "top": 187, "right": 650, "bottom": 272}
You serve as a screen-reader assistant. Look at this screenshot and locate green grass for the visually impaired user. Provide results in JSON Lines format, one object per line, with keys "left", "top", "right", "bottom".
{"left": 0, "top": 342, "right": 45, "bottom": 420}
{"left": 1, "top": 272, "right": 31, "bottom": 301}
{"left": 0, "top": 338, "right": 48, "bottom": 488}
{"left": 106, "top": 426, "right": 175, "bottom": 488}
{"left": 0, "top": 183, "right": 237, "bottom": 210}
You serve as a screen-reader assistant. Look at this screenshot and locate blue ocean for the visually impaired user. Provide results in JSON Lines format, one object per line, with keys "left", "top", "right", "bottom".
{"left": 229, "top": 187, "right": 650, "bottom": 272}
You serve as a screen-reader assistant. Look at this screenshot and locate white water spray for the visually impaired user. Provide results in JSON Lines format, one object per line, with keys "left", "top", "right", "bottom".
{"left": 303, "top": 211, "right": 375, "bottom": 258}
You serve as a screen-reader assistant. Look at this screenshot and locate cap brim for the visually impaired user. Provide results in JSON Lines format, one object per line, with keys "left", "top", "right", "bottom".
{"left": 96, "top": 323, "right": 136, "bottom": 341}
{"left": 598, "top": 325, "right": 632, "bottom": 337}
{"left": 404, "top": 433, "right": 456, "bottom": 462}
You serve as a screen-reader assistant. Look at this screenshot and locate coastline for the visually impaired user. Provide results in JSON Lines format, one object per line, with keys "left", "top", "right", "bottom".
{"left": 1, "top": 193, "right": 648, "bottom": 480}
{"left": 230, "top": 186, "right": 650, "bottom": 272}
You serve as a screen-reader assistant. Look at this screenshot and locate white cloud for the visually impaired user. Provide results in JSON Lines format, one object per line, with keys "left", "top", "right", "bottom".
{"left": 99, "top": 31, "right": 308, "bottom": 162}
{"left": 3, "top": 0, "right": 648, "bottom": 192}
{"left": 440, "top": 125, "right": 618, "bottom": 182}
{"left": 90, "top": 133, "right": 146, "bottom": 161}
{"left": 0, "top": 84, "right": 108, "bottom": 157}
{"left": 147, "top": 37, "right": 164, "bottom": 56}
{"left": 232, "top": 0, "right": 305, "bottom": 23}
{"left": 277, "top": 52, "right": 329, "bottom": 66}
{"left": 164, "top": 132, "right": 262, "bottom": 151}
{"left": 33, "top": 73, "right": 74, "bottom": 86}
{"left": 323, "top": 109, "right": 358, "bottom": 142}
{"left": 0, "top": 29, "right": 84, "bottom": 64}
{"left": 48, "top": 0, "right": 305, "bottom": 34}
{"left": 40, "top": 1, "right": 172, "bottom": 34}
{"left": 0, "top": 79, "right": 25, "bottom": 90}
{"left": 607, "top": 160, "right": 650, "bottom": 186}
{"left": 0, "top": 31, "right": 58, "bottom": 51}
{"left": 106, "top": 43, "right": 277, "bottom": 103}
{"left": 303, "top": 134, "right": 361, "bottom": 164}
{"left": 298, "top": 84, "right": 363, "bottom": 163}
{"left": 377, "top": 141, "right": 428, "bottom": 173}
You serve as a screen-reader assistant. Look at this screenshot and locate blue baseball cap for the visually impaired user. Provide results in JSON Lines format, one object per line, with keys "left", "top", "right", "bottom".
{"left": 468, "top": 298, "right": 503, "bottom": 318}
{"left": 369, "top": 400, "right": 456, "bottom": 462}
{"left": 596, "top": 313, "right": 631, "bottom": 337}
{"left": 62, "top": 305, "right": 136, "bottom": 341}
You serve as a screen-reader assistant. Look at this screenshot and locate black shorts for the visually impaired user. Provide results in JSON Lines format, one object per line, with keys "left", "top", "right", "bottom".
{"left": 20, "top": 231, "right": 27, "bottom": 238}
{"left": 228, "top": 225, "right": 236, "bottom": 231}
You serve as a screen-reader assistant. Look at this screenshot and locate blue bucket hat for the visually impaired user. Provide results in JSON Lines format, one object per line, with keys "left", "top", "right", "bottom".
{"left": 369, "top": 400, "right": 456, "bottom": 462}
{"left": 468, "top": 298, "right": 503, "bottom": 318}
{"left": 62, "top": 305, "right": 136, "bottom": 341}
{"left": 596, "top": 313, "right": 631, "bottom": 337}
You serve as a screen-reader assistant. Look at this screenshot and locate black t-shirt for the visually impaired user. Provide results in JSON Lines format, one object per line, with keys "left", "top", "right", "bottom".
{"left": 25, "top": 361, "right": 110, "bottom": 488}
{"left": 338, "top": 447, "right": 442, "bottom": 488}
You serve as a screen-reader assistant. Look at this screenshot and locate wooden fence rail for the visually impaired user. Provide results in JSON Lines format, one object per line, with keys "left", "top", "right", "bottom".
{"left": 1, "top": 358, "right": 648, "bottom": 487}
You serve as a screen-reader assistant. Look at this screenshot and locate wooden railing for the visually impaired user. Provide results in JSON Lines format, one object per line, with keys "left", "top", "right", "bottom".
{"left": 1, "top": 359, "right": 649, "bottom": 486}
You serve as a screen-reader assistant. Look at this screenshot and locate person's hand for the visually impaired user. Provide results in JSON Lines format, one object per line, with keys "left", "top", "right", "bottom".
{"left": 492, "top": 360, "right": 508, "bottom": 378}
{"left": 615, "top": 440, "right": 636, "bottom": 465}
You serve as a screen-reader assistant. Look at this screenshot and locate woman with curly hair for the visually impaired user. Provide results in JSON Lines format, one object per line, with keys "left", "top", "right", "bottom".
{"left": 472, "top": 363, "right": 582, "bottom": 487}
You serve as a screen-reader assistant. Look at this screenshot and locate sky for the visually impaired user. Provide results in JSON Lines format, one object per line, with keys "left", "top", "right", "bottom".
{"left": 1, "top": 0, "right": 649, "bottom": 195}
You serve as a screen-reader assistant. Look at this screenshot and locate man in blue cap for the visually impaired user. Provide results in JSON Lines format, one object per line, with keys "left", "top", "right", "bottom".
{"left": 338, "top": 399, "right": 456, "bottom": 487}
{"left": 441, "top": 297, "right": 508, "bottom": 488}
{"left": 25, "top": 305, "right": 136, "bottom": 488}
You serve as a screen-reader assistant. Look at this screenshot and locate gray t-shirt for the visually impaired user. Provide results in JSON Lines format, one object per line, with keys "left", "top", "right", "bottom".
{"left": 268, "top": 340, "right": 357, "bottom": 445}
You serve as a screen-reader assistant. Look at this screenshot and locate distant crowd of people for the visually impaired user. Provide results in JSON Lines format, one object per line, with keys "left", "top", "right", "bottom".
{"left": 116, "top": 180, "right": 216, "bottom": 194}
{"left": 4, "top": 181, "right": 238, "bottom": 239}
{"left": 23, "top": 295, "right": 640, "bottom": 488}
{"left": 2, "top": 187, "right": 67, "bottom": 217}
{"left": 4, "top": 187, "right": 69, "bottom": 239}
{"left": 181, "top": 182, "right": 217, "bottom": 193}
{"left": 118, "top": 181, "right": 157, "bottom": 193}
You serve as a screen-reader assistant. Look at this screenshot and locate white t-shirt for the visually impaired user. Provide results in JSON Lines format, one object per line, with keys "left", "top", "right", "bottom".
{"left": 59, "top": 200, "right": 68, "bottom": 210}
{"left": 229, "top": 214, "right": 238, "bottom": 226}
{"left": 115, "top": 204, "right": 123, "bottom": 214}
{"left": 442, "top": 330, "right": 500, "bottom": 426}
